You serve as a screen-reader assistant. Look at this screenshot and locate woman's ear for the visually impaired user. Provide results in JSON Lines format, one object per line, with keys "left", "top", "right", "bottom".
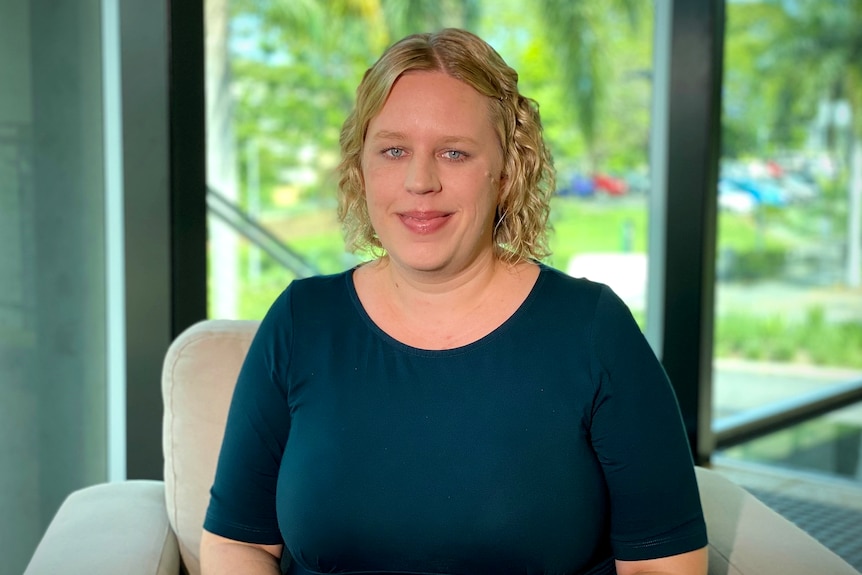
{"left": 497, "top": 172, "right": 509, "bottom": 199}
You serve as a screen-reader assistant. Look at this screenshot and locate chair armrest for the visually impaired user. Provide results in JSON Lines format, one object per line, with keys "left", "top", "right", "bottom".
{"left": 696, "top": 467, "right": 859, "bottom": 575}
{"left": 24, "top": 480, "right": 180, "bottom": 575}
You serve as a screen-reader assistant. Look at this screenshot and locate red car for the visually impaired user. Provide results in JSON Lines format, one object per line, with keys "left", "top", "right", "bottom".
{"left": 593, "top": 173, "right": 628, "bottom": 196}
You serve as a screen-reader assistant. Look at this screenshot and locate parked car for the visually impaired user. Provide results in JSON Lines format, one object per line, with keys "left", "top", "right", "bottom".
{"left": 623, "top": 171, "right": 651, "bottom": 195}
{"left": 718, "top": 179, "right": 756, "bottom": 214}
{"left": 593, "top": 173, "right": 628, "bottom": 196}
{"left": 780, "top": 173, "right": 819, "bottom": 202}
{"left": 724, "top": 177, "right": 788, "bottom": 207}
{"left": 556, "top": 174, "right": 595, "bottom": 197}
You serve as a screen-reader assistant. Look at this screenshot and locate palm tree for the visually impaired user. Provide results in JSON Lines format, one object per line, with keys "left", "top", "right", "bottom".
{"left": 226, "top": 0, "right": 649, "bottom": 185}
{"left": 538, "top": 0, "right": 645, "bottom": 172}
{"left": 761, "top": 0, "right": 862, "bottom": 286}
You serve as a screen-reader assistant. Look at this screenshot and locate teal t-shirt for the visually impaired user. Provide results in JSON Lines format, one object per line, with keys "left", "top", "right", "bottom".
{"left": 205, "top": 265, "right": 707, "bottom": 575}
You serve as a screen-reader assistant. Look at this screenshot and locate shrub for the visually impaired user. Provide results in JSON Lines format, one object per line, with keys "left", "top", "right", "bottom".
{"left": 721, "top": 247, "right": 788, "bottom": 281}
{"left": 714, "top": 306, "right": 862, "bottom": 369}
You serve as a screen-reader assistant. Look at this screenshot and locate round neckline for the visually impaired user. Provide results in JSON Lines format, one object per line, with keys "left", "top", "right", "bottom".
{"left": 344, "top": 264, "right": 547, "bottom": 357}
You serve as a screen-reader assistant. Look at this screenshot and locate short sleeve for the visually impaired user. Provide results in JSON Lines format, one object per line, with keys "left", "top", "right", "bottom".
{"left": 203, "top": 287, "right": 294, "bottom": 544}
{"left": 589, "top": 286, "right": 707, "bottom": 561}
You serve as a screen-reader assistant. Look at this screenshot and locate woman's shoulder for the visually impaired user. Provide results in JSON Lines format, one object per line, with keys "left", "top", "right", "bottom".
{"left": 537, "top": 263, "right": 608, "bottom": 300}
{"left": 258, "top": 269, "right": 356, "bottom": 327}
{"left": 287, "top": 268, "right": 354, "bottom": 298}
{"left": 534, "top": 264, "right": 636, "bottom": 329}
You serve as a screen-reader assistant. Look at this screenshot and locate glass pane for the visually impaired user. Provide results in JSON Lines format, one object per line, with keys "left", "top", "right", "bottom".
{"left": 206, "top": 0, "right": 655, "bottom": 325}
{"left": 715, "top": 1, "right": 862, "bottom": 474}
{"left": 0, "top": 2, "right": 109, "bottom": 572}
{"left": 718, "top": 402, "right": 862, "bottom": 481}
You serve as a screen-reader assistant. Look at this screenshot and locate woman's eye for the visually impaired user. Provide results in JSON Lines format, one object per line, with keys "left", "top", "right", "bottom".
{"left": 444, "top": 150, "right": 465, "bottom": 161}
{"left": 384, "top": 148, "right": 404, "bottom": 159}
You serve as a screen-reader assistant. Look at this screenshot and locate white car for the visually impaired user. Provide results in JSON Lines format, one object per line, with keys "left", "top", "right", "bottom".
{"left": 718, "top": 180, "right": 756, "bottom": 214}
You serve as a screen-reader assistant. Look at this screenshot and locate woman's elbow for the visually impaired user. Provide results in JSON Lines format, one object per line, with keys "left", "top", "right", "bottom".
{"left": 200, "top": 529, "right": 283, "bottom": 575}
{"left": 615, "top": 545, "right": 708, "bottom": 575}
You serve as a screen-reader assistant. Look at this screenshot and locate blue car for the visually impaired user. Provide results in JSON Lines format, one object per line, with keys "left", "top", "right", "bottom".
{"left": 722, "top": 177, "right": 787, "bottom": 207}
{"left": 556, "top": 174, "right": 595, "bottom": 197}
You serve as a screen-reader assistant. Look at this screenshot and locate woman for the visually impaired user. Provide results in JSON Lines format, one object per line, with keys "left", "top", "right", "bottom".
{"left": 201, "top": 28, "right": 708, "bottom": 575}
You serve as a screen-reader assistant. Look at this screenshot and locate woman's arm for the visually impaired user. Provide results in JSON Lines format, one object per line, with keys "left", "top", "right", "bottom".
{"left": 200, "top": 529, "right": 283, "bottom": 575}
{"left": 615, "top": 546, "right": 708, "bottom": 575}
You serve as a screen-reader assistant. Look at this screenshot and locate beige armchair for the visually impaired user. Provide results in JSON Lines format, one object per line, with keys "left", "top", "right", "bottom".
{"left": 24, "top": 319, "right": 860, "bottom": 575}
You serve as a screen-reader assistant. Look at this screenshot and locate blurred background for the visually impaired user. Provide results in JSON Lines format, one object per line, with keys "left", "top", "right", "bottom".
{"left": 1, "top": 0, "right": 861, "bottom": 573}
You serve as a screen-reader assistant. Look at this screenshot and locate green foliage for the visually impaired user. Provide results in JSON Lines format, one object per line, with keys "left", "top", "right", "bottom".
{"left": 715, "top": 307, "right": 862, "bottom": 368}
{"left": 804, "top": 307, "right": 862, "bottom": 366}
{"left": 219, "top": 1, "right": 862, "bottom": 375}
{"left": 526, "top": 0, "right": 651, "bottom": 171}
{"left": 546, "top": 197, "right": 647, "bottom": 269}
{"left": 383, "top": 0, "right": 481, "bottom": 38}
{"left": 225, "top": 0, "right": 656, "bottom": 217}
{"left": 722, "top": 247, "right": 788, "bottom": 281}
{"left": 723, "top": 0, "right": 862, "bottom": 157}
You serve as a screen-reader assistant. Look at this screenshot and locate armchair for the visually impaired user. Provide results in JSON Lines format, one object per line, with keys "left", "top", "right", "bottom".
{"left": 24, "top": 319, "right": 860, "bottom": 575}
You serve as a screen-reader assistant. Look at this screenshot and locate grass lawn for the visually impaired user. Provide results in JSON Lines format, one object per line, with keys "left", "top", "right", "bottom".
{"left": 547, "top": 196, "right": 648, "bottom": 269}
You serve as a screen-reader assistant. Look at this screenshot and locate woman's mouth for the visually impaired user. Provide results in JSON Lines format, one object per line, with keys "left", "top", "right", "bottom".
{"left": 398, "top": 211, "right": 452, "bottom": 234}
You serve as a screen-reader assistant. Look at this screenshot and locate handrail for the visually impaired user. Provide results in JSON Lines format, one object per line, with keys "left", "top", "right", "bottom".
{"left": 206, "top": 187, "right": 321, "bottom": 278}
{"left": 713, "top": 377, "right": 862, "bottom": 449}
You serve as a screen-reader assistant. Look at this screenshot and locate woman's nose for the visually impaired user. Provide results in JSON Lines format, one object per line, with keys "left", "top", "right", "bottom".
{"left": 404, "top": 156, "right": 441, "bottom": 195}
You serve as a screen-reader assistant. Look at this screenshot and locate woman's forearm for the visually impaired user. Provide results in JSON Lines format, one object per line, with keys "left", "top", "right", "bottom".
{"left": 200, "top": 530, "right": 283, "bottom": 575}
{"left": 616, "top": 546, "right": 708, "bottom": 575}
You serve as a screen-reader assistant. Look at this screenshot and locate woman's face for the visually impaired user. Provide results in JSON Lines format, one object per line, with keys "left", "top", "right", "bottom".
{"left": 361, "top": 70, "right": 505, "bottom": 276}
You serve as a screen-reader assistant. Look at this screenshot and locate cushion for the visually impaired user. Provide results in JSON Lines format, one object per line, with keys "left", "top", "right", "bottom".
{"left": 162, "top": 319, "right": 259, "bottom": 575}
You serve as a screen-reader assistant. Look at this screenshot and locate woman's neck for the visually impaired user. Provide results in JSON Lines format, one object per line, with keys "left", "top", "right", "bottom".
{"left": 376, "top": 251, "right": 520, "bottom": 314}
{"left": 354, "top": 255, "right": 539, "bottom": 350}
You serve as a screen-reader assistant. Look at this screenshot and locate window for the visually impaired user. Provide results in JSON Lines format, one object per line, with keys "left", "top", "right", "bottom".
{"left": 205, "top": 1, "right": 658, "bottom": 328}
{"left": 715, "top": 0, "right": 862, "bottom": 478}
{"left": 0, "top": 2, "right": 114, "bottom": 572}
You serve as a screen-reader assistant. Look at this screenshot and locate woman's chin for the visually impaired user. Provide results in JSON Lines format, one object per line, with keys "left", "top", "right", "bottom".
{"left": 384, "top": 247, "right": 495, "bottom": 278}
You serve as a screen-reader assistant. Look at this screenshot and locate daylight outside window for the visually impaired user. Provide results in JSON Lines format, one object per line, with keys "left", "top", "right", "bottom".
{"left": 204, "top": 0, "right": 657, "bottom": 324}
{"left": 204, "top": 0, "right": 862, "bottom": 482}
{"left": 714, "top": 0, "right": 862, "bottom": 480}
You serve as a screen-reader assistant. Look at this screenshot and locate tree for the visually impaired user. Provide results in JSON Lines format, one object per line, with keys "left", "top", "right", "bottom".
{"left": 208, "top": 0, "right": 659, "bottom": 315}
{"left": 227, "top": 1, "right": 652, "bottom": 203}
{"left": 762, "top": 0, "right": 862, "bottom": 286}
{"left": 537, "top": 0, "right": 647, "bottom": 172}
{"left": 226, "top": 0, "right": 481, "bottom": 209}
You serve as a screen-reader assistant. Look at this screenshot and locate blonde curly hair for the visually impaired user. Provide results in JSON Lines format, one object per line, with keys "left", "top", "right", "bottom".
{"left": 337, "top": 28, "right": 554, "bottom": 262}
